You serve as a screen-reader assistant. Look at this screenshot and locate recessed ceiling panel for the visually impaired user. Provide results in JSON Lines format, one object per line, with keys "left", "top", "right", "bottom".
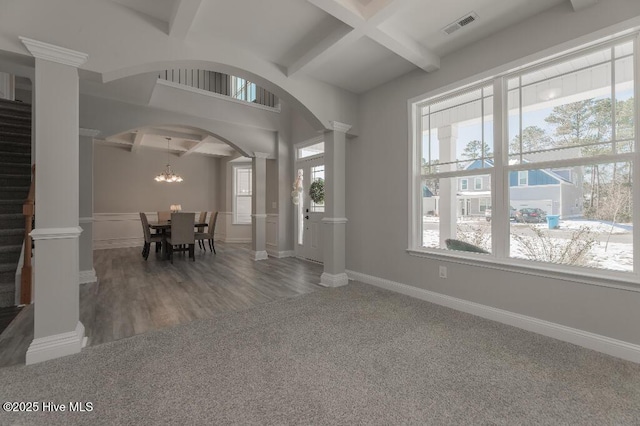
{"left": 109, "top": 0, "right": 176, "bottom": 23}
{"left": 191, "top": 0, "right": 340, "bottom": 63}
{"left": 382, "top": 0, "right": 565, "bottom": 56}
{"left": 308, "top": 37, "right": 416, "bottom": 94}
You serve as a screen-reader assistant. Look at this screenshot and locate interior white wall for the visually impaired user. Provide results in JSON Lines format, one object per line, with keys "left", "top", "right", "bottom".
{"left": 94, "top": 144, "right": 219, "bottom": 213}
{"left": 347, "top": 0, "right": 640, "bottom": 346}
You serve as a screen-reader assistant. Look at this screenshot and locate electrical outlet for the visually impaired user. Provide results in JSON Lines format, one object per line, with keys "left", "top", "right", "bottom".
{"left": 439, "top": 266, "right": 447, "bottom": 279}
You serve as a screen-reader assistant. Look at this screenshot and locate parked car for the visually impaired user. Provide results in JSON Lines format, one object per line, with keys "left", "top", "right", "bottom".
{"left": 515, "top": 207, "right": 547, "bottom": 223}
{"left": 485, "top": 206, "right": 517, "bottom": 222}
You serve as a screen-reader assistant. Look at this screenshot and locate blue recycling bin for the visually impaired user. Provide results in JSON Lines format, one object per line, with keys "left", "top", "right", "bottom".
{"left": 547, "top": 215, "right": 560, "bottom": 229}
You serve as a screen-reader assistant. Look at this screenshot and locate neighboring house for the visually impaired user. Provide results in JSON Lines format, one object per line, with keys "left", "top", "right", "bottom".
{"left": 423, "top": 159, "right": 583, "bottom": 218}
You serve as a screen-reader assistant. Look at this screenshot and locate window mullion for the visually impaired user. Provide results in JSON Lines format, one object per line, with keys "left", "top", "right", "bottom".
{"left": 492, "top": 77, "right": 509, "bottom": 260}
{"left": 633, "top": 34, "right": 640, "bottom": 277}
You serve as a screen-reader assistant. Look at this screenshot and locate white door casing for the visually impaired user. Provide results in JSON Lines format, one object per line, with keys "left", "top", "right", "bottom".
{"left": 295, "top": 156, "right": 324, "bottom": 262}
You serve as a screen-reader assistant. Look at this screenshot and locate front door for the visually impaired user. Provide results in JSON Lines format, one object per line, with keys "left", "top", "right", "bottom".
{"left": 294, "top": 156, "right": 324, "bottom": 263}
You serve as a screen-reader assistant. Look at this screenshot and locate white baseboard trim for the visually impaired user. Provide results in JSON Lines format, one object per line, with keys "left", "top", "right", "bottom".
{"left": 79, "top": 269, "right": 97, "bottom": 284}
{"left": 94, "top": 237, "right": 144, "bottom": 250}
{"left": 26, "top": 321, "right": 85, "bottom": 365}
{"left": 252, "top": 250, "right": 269, "bottom": 261}
{"left": 266, "top": 249, "right": 295, "bottom": 258}
{"left": 320, "top": 272, "right": 350, "bottom": 288}
{"left": 346, "top": 270, "right": 640, "bottom": 364}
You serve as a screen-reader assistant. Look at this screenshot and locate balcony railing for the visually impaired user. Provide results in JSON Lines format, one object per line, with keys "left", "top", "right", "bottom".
{"left": 158, "top": 69, "right": 278, "bottom": 108}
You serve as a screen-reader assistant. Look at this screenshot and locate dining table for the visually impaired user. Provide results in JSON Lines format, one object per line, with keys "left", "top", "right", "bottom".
{"left": 148, "top": 220, "right": 208, "bottom": 259}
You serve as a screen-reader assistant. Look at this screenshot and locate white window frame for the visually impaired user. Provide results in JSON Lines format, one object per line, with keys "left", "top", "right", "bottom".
{"left": 474, "top": 177, "right": 483, "bottom": 190}
{"left": 232, "top": 164, "right": 252, "bottom": 225}
{"left": 408, "top": 32, "right": 640, "bottom": 290}
{"left": 461, "top": 179, "right": 468, "bottom": 190}
{"left": 518, "top": 171, "right": 528, "bottom": 186}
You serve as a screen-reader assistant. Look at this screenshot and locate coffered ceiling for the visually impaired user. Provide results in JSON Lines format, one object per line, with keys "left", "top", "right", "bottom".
{"left": 107, "top": 0, "right": 583, "bottom": 93}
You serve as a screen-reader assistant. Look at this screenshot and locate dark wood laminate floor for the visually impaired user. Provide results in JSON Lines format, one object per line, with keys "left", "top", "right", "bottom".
{"left": 0, "top": 242, "right": 324, "bottom": 368}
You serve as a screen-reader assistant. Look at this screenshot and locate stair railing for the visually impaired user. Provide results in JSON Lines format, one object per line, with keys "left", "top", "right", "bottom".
{"left": 20, "top": 164, "right": 34, "bottom": 304}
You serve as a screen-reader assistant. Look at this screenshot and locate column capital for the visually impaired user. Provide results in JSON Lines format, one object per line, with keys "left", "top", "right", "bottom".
{"left": 253, "top": 152, "right": 270, "bottom": 159}
{"left": 19, "top": 37, "right": 88, "bottom": 68}
{"left": 328, "top": 121, "right": 352, "bottom": 133}
{"left": 79, "top": 128, "right": 100, "bottom": 138}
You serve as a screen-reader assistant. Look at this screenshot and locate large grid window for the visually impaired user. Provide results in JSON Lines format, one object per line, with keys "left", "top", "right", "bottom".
{"left": 413, "top": 35, "right": 637, "bottom": 279}
{"left": 233, "top": 165, "right": 252, "bottom": 224}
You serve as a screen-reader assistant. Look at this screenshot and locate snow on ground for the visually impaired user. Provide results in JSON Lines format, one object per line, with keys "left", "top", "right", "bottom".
{"left": 530, "top": 219, "right": 630, "bottom": 234}
{"left": 422, "top": 230, "right": 632, "bottom": 272}
{"left": 423, "top": 216, "right": 631, "bottom": 234}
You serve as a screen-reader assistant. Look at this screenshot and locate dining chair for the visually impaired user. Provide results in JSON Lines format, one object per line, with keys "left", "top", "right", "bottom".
{"left": 139, "top": 212, "right": 163, "bottom": 260}
{"left": 157, "top": 211, "right": 171, "bottom": 222}
{"left": 196, "top": 211, "right": 208, "bottom": 250}
{"left": 166, "top": 212, "right": 196, "bottom": 263}
{"left": 195, "top": 211, "right": 219, "bottom": 254}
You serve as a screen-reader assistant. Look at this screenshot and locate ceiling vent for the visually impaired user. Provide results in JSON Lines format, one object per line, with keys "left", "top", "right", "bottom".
{"left": 442, "top": 12, "right": 479, "bottom": 35}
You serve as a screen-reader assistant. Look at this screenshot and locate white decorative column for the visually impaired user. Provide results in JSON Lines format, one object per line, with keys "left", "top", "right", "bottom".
{"left": 79, "top": 128, "right": 99, "bottom": 284}
{"left": 320, "top": 121, "right": 351, "bottom": 287}
{"left": 20, "top": 37, "right": 87, "bottom": 364}
{"left": 251, "top": 152, "right": 268, "bottom": 260}
{"left": 438, "top": 125, "right": 458, "bottom": 248}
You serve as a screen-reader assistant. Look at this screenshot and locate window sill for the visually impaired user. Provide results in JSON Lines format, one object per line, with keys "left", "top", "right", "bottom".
{"left": 406, "top": 248, "right": 640, "bottom": 293}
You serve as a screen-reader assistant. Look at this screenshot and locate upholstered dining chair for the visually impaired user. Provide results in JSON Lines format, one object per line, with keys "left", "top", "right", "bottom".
{"left": 196, "top": 211, "right": 208, "bottom": 250}
{"left": 139, "top": 212, "right": 163, "bottom": 260}
{"left": 195, "top": 211, "right": 219, "bottom": 254}
{"left": 166, "top": 212, "right": 196, "bottom": 263}
{"left": 157, "top": 211, "right": 171, "bottom": 222}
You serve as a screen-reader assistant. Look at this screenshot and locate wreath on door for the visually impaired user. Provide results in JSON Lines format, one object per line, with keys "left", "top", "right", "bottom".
{"left": 309, "top": 178, "right": 325, "bottom": 204}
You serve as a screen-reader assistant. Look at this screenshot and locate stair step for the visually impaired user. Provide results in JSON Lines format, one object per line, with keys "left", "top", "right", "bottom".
{"left": 0, "top": 151, "right": 31, "bottom": 164}
{"left": 0, "top": 213, "right": 24, "bottom": 229}
{"left": 0, "top": 200, "right": 22, "bottom": 214}
{"left": 0, "top": 245, "right": 21, "bottom": 264}
{"left": 0, "top": 163, "right": 31, "bottom": 175}
{"left": 0, "top": 229, "right": 24, "bottom": 246}
{"left": 0, "top": 141, "right": 30, "bottom": 154}
{"left": 0, "top": 187, "right": 29, "bottom": 201}
{"left": 0, "top": 263, "right": 18, "bottom": 273}
{"left": 0, "top": 122, "right": 30, "bottom": 134}
{"left": 0, "top": 113, "right": 31, "bottom": 126}
{"left": 0, "top": 285, "right": 14, "bottom": 308}
{"left": 0, "top": 99, "right": 31, "bottom": 113}
{"left": 0, "top": 131, "right": 31, "bottom": 146}
{"left": 0, "top": 174, "right": 31, "bottom": 186}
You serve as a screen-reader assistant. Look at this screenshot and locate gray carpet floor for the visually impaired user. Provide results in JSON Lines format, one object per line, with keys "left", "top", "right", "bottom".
{"left": 1, "top": 281, "right": 640, "bottom": 425}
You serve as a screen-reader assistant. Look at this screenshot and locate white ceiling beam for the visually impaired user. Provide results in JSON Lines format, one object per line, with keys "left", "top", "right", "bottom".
{"left": 305, "top": 0, "right": 440, "bottom": 73}
{"left": 180, "top": 137, "right": 210, "bottom": 157}
{"left": 130, "top": 131, "right": 144, "bottom": 152}
{"left": 168, "top": 0, "right": 204, "bottom": 39}
{"left": 143, "top": 128, "right": 206, "bottom": 142}
{"left": 570, "top": 0, "right": 599, "bottom": 11}
{"left": 200, "top": 145, "right": 237, "bottom": 157}
{"left": 287, "top": 27, "right": 360, "bottom": 76}
{"left": 368, "top": 28, "right": 440, "bottom": 72}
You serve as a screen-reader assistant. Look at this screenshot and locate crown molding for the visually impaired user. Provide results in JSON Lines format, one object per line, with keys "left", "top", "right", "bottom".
{"left": 329, "top": 121, "right": 352, "bottom": 133}
{"left": 79, "top": 128, "right": 100, "bottom": 138}
{"left": 19, "top": 37, "right": 88, "bottom": 68}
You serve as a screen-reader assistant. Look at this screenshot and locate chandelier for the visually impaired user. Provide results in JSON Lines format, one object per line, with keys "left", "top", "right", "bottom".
{"left": 154, "top": 137, "right": 183, "bottom": 183}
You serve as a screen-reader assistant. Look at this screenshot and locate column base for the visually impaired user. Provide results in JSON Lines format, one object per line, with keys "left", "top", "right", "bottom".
{"left": 26, "top": 321, "right": 85, "bottom": 365}
{"left": 252, "top": 250, "right": 269, "bottom": 261}
{"left": 79, "top": 269, "right": 97, "bottom": 284}
{"left": 320, "top": 272, "right": 349, "bottom": 288}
